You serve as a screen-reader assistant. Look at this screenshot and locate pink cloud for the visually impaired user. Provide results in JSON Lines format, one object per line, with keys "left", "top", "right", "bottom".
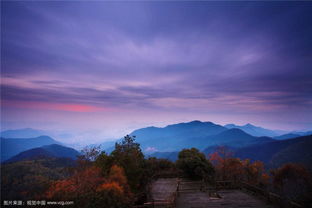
{"left": 2, "top": 100, "right": 108, "bottom": 113}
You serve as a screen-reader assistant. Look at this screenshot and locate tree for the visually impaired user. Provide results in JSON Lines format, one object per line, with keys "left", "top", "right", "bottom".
{"left": 95, "top": 151, "right": 114, "bottom": 176}
{"left": 177, "top": 148, "right": 214, "bottom": 180}
{"left": 46, "top": 166, "right": 105, "bottom": 206}
{"left": 77, "top": 146, "right": 101, "bottom": 171}
{"left": 95, "top": 182, "right": 129, "bottom": 208}
{"left": 46, "top": 165, "right": 133, "bottom": 208}
{"left": 108, "top": 165, "right": 130, "bottom": 192}
{"left": 95, "top": 165, "right": 133, "bottom": 208}
{"left": 273, "top": 163, "right": 312, "bottom": 203}
{"left": 209, "top": 146, "right": 234, "bottom": 180}
{"left": 243, "top": 160, "right": 265, "bottom": 185}
{"left": 224, "top": 158, "right": 244, "bottom": 182}
{"left": 209, "top": 147, "right": 267, "bottom": 186}
{"left": 111, "top": 135, "right": 145, "bottom": 192}
{"left": 1, "top": 158, "right": 73, "bottom": 200}
{"left": 145, "top": 157, "right": 176, "bottom": 178}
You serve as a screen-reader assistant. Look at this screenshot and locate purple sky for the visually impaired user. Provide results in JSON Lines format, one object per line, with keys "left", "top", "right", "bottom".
{"left": 1, "top": 1, "right": 312, "bottom": 143}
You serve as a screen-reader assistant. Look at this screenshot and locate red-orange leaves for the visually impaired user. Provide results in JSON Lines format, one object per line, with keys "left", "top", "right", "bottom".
{"left": 109, "top": 165, "right": 128, "bottom": 187}
{"left": 46, "top": 165, "right": 132, "bottom": 207}
{"left": 46, "top": 166, "right": 105, "bottom": 200}
{"left": 273, "top": 163, "right": 311, "bottom": 189}
{"left": 97, "top": 181, "right": 123, "bottom": 194}
{"left": 209, "top": 147, "right": 267, "bottom": 186}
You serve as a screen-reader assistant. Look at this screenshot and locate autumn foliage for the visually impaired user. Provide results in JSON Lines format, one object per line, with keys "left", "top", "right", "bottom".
{"left": 46, "top": 165, "right": 132, "bottom": 208}
{"left": 4, "top": 136, "right": 311, "bottom": 207}
{"left": 209, "top": 146, "right": 268, "bottom": 186}
{"left": 46, "top": 135, "right": 145, "bottom": 207}
{"left": 272, "top": 163, "right": 312, "bottom": 204}
{"left": 176, "top": 148, "right": 214, "bottom": 180}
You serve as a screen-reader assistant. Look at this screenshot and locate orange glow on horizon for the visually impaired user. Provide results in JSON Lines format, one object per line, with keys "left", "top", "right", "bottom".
{"left": 2, "top": 100, "right": 109, "bottom": 112}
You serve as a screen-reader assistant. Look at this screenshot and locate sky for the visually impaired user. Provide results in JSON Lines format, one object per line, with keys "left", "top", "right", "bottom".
{"left": 1, "top": 1, "right": 312, "bottom": 143}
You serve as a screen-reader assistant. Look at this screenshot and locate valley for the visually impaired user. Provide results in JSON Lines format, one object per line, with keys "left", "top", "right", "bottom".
{"left": 1, "top": 121, "right": 312, "bottom": 207}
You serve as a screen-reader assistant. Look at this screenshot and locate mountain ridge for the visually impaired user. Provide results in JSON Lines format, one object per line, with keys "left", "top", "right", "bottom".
{"left": 224, "top": 123, "right": 280, "bottom": 137}
{"left": 4, "top": 144, "right": 80, "bottom": 163}
{"left": 1, "top": 136, "right": 61, "bottom": 162}
{"left": 123, "top": 121, "right": 274, "bottom": 153}
{"left": 234, "top": 134, "right": 312, "bottom": 168}
{"left": 0, "top": 128, "right": 47, "bottom": 138}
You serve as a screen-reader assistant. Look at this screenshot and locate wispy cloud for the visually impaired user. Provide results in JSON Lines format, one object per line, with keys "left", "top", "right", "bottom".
{"left": 1, "top": 1, "right": 312, "bottom": 136}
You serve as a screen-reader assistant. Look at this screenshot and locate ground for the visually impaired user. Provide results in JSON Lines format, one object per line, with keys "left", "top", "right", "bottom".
{"left": 150, "top": 178, "right": 178, "bottom": 202}
{"left": 176, "top": 189, "right": 274, "bottom": 208}
{"left": 150, "top": 178, "right": 275, "bottom": 208}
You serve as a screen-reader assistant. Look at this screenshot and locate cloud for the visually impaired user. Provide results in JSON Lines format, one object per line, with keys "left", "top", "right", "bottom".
{"left": 145, "top": 147, "right": 158, "bottom": 153}
{"left": 1, "top": 1, "right": 312, "bottom": 133}
{"left": 2, "top": 100, "right": 107, "bottom": 113}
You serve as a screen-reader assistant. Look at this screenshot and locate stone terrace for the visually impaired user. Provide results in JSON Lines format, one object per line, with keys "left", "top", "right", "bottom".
{"left": 149, "top": 178, "right": 275, "bottom": 208}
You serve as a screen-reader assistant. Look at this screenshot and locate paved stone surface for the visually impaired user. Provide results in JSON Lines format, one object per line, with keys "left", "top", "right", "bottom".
{"left": 151, "top": 178, "right": 178, "bottom": 202}
{"left": 176, "top": 179, "right": 275, "bottom": 208}
{"left": 176, "top": 189, "right": 275, "bottom": 208}
{"left": 150, "top": 178, "right": 275, "bottom": 208}
{"left": 178, "top": 179, "right": 203, "bottom": 192}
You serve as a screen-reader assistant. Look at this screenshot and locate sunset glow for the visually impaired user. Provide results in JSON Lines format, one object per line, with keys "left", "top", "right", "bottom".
{"left": 1, "top": 1, "right": 311, "bottom": 141}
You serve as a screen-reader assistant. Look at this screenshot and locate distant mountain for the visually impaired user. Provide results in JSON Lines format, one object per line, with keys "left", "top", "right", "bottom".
{"left": 123, "top": 121, "right": 273, "bottom": 153}
{"left": 0, "top": 128, "right": 47, "bottom": 138}
{"left": 270, "top": 136, "right": 312, "bottom": 168}
{"left": 1, "top": 136, "right": 60, "bottom": 162}
{"left": 235, "top": 135, "right": 312, "bottom": 169}
{"left": 149, "top": 151, "right": 179, "bottom": 161}
{"left": 5, "top": 144, "right": 80, "bottom": 163}
{"left": 273, "top": 133, "right": 301, "bottom": 140}
{"left": 224, "top": 123, "right": 279, "bottom": 137}
{"left": 291, "top": 130, "right": 312, "bottom": 136}
{"left": 5, "top": 148, "right": 55, "bottom": 163}
{"left": 203, "top": 128, "right": 273, "bottom": 148}
{"left": 156, "top": 135, "right": 312, "bottom": 168}
{"left": 129, "top": 120, "right": 227, "bottom": 152}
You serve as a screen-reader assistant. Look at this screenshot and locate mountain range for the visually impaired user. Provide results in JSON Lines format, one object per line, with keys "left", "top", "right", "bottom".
{"left": 224, "top": 123, "right": 281, "bottom": 137}
{"left": 128, "top": 121, "right": 275, "bottom": 153}
{"left": 273, "top": 133, "right": 301, "bottom": 140}
{"left": 1, "top": 136, "right": 60, "bottom": 162}
{"left": 2, "top": 121, "right": 311, "bottom": 169}
{"left": 130, "top": 120, "right": 226, "bottom": 152}
{"left": 4, "top": 144, "right": 80, "bottom": 163}
{"left": 151, "top": 134, "right": 312, "bottom": 169}
{"left": 234, "top": 134, "right": 312, "bottom": 168}
{"left": 0, "top": 128, "right": 47, "bottom": 138}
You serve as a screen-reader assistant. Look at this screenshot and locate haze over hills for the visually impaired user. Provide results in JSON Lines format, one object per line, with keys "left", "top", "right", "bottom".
{"left": 0, "top": 128, "right": 47, "bottom": 138}
{"left": 5, "top": 144, "right": 80, "bottom": 163}
{"left": 2, "top": 120, "right": 311, "bottom": 167}
{"left": 234, "top": 135, "right": 312, "bottom": 169}
{"left": 123, "top": 120, "right": 312, "bottom": 167}
{"left": 126, "top": 121, "right": 275, "bottom": 153}
{"left": 129, "top": 121, "right": 226, "bottom": 152}
{"left": 224, "top": 123, "right": 281, "bottom": 137}
{"left": 291, "top": 130, "right": 312, "bottom": 136}
{"left": 204, "top": 128, "right": 273, "bottom": 147}
{"left": 151, "top": 134, "right": 312, "bottom": 168}
{"left": 1, "top": 136, "right": 61, "bottom": 162}
{"left": 106, "top": 121, "right": 310, "bottom": 153}
{"left": 273, "top": 133, "right": 301, "bottom": 140}
{"left": 3, "top": 121, "right": 311, "bottom": 150}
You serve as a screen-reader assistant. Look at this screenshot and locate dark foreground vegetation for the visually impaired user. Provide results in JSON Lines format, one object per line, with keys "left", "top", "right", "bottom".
{"left": 2, "top": 135, "right": 312, "bottom": 207}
